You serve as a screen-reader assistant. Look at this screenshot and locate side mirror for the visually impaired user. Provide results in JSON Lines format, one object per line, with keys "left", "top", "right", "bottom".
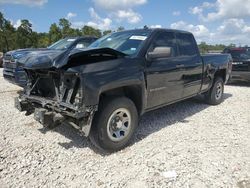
{"left": 147, "top": 47, "right": 172, "bottom": 60}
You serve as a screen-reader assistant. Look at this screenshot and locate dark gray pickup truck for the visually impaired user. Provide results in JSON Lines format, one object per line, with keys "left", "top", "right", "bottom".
{"left": 15, "top": 28, "right": 232, "bottom": 152}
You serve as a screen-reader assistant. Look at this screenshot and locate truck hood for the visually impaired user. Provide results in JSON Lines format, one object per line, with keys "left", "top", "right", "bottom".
{"left": 5, "top": 48, "right": 50, "bottom": 59}
{"left": 21, "top": 48, "right": 127, "bottom": 70}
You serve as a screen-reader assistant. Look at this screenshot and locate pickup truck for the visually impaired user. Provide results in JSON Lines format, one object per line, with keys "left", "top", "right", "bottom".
{"left": 3, "top": 36, "right": 97, "bottom": 87}
{"left": 15, "top": 28, "right": 232, "bottom": 152}
{"left": 223, "top": 47, "right": 250, "bottom": 82}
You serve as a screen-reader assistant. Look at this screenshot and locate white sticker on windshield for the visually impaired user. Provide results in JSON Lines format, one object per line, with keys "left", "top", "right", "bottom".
{"left": 67, "top": 39, "right": 76, "bottom": 42}
{"left": 129, "top": 36, "right": 147, "bottom": 41}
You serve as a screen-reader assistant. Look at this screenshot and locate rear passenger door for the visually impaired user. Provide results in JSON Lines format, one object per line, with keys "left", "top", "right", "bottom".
{"left": 176, "top": 33, "right": 203, "bottom": 97}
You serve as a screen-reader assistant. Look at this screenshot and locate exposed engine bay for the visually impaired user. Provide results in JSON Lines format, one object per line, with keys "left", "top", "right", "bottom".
{"left": 15, "top": 70, "right": 96, "bottom": 136}
{"left": 25, "top": 70, "right": 84, "bottom": 115}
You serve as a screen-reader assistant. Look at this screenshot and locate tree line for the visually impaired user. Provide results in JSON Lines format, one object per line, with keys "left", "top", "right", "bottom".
{"left": 0, "top": 11, "right": 236, "bottom": 53}
{"left": 0, "top": 11, "right": 126, "bottom": 53}
{"left": 198, "top": 42, "right": 238, "bottom": 54}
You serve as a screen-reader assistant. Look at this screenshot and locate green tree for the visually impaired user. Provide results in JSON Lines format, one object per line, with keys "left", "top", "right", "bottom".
{"left": 82, "top": 25, "right": 101, "bottom": 37}
{"left": 0, "top": 12, "right": 16, "bottom": 52}
{"left": 16, "top": 19, "right": 34, "bottom": 49}
{"left": 72, "top": 28, "right": 82, "bottom": 37}
{"left": 48, "top": 23, "right": 62, "bottom": 44}
{"left": 59, "top": 18, "right": 76, "bottom": 37}
{"left": 198, "top": 42, "right": 227, "bottom": 54}
{"left": 37, "top": 32, "right": 50, "bottom": 48}
{"left": 199, "top": 42, "right": 209, "bottom": 54}
{"left": 103, "top": 30, "right": 112, "bottom": 36}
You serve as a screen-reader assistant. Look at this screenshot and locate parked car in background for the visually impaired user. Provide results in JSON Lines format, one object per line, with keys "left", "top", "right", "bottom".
{"left": 3, "top": 36, "right": 97, "bottom": 87}
{"left": 15, "top": 28, "right": 232, "bottom": 152}
{"left": 0, "top": 52, "right": 3, "bottom": 67}
{"left": 223, "top": 47, "right": 250, "bottom": 82}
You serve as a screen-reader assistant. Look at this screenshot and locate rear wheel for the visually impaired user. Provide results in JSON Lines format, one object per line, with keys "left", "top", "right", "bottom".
{"left": 89, "top": 97, "right": 138, "bottom": 152}
{"left": 204, "top": 77, "right": 224, "bottom": 105}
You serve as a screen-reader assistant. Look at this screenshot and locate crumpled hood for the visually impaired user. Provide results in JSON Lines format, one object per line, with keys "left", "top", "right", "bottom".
{"left": 5, "top": 48, "right": 48, "bottom": 59}
{"left": 22, "top": 48, "right": 127, "bottom": 70}
{"left": 19, "top": 49, "right": 64, "bottom": 69}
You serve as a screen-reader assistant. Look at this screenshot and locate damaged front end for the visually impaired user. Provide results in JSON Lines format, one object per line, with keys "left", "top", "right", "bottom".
{"left": 14, "top": 47, "right": 127, "bottom": 136}
{"left": 15, "top": 69, "right": 96, "bottom": 136}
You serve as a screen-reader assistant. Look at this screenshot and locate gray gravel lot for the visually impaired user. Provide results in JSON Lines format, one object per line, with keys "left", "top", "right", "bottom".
{"left": 0, "top": 68, "right": 250, "bottom": 188}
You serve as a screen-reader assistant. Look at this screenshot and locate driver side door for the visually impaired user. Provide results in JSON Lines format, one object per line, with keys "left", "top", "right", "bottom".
{"left": 145, "top": 31, "right": 184, "bottom": 109}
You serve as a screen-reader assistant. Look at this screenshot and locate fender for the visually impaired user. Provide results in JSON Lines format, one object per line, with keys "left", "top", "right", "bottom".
{"left": 81, "top": 60, "right": 147, "bottom": 114}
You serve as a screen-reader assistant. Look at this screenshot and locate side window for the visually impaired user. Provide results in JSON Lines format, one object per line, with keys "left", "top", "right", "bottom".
{"left": 149, "top": 32, "right": 177, "bottom": 57}
{"left": 176, "top": 33, "right": 198, "bottom": 56}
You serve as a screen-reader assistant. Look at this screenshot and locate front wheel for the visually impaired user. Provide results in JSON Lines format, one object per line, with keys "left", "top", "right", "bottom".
{"left": 89, "top": 97, "right": 138, "bottom": 152}
{"left": 204, "top": 77, "right": 224, "bottom": 105}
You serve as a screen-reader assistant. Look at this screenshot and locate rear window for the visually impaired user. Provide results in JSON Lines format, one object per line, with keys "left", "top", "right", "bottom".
{"left": 176, "top": 33, "right": 198, "bottom": 56}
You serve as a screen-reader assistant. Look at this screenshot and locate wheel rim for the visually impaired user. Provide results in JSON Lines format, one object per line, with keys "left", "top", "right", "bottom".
{"left": 215, "top": 82, "right": 223, "bottom": 100}
{"left": 107, "top": 108, "right": 131, "bottom": 142}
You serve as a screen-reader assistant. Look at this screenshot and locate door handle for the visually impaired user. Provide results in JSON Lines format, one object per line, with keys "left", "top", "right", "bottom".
{"left": 176, "top": 64, "right": 185, "bottom": 68}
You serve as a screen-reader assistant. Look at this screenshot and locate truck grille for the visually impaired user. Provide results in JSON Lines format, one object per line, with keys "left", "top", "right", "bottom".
{"left": 4, "top": 54, "right": 16, "bottom": 69}
{"left": 4, "top": 61, "right": 16, "bottom": 69}
{"left": 4, "top": 54, "right": 12, "bottom": 61}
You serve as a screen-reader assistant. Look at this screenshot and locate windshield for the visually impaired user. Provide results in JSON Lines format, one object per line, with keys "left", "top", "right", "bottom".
{"left": 89, "top": 30, "right": 151, "bottom": 56}
{"left": 230, "top": 48, "right": 250, "bottom": 61}
{"left": 48, "top": 38, "right": 76, "bottom": 50}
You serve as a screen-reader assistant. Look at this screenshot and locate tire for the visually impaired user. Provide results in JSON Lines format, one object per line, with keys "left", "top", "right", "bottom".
{"left": 89, "top": 97, "right": 138, "bottom": 152}
{"left": 204, "top": 77, "right": 224, "bottom": 105}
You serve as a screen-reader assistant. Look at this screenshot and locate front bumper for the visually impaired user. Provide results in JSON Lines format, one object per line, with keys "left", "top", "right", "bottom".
{"left": 231, "top": 71, "right": 250, "bottom": 82}
{"left": 17, "top": 94, "right": 89, "bottom": 119}
{"left": 15, "top": 95, "right": 97, "bottom": 136}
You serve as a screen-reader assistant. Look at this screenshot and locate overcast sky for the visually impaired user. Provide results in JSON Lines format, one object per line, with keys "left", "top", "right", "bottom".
{"left": 1, "top": 0, "right": 250, "bottom": 45}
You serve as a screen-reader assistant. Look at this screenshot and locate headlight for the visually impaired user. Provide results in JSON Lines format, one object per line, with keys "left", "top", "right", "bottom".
{"left": 14, "top": 53, "right": 25, "bottom": 59}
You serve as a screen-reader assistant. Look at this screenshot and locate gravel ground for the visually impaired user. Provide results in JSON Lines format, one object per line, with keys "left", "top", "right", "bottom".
{"left": 0, "top": 68, "right": 250, "bottom": 188}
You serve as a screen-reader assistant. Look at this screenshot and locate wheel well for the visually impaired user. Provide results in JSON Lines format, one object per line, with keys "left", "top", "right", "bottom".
{"left": 214, "top": 69, "right": 226, "bottom": 82}
{"left": 99, "top": 86, "right": 143, "bottom": 115}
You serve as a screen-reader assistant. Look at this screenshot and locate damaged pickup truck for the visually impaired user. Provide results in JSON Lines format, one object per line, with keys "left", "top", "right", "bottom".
{"left": 15, "top": 29, "right": 232, "bottom": 152}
